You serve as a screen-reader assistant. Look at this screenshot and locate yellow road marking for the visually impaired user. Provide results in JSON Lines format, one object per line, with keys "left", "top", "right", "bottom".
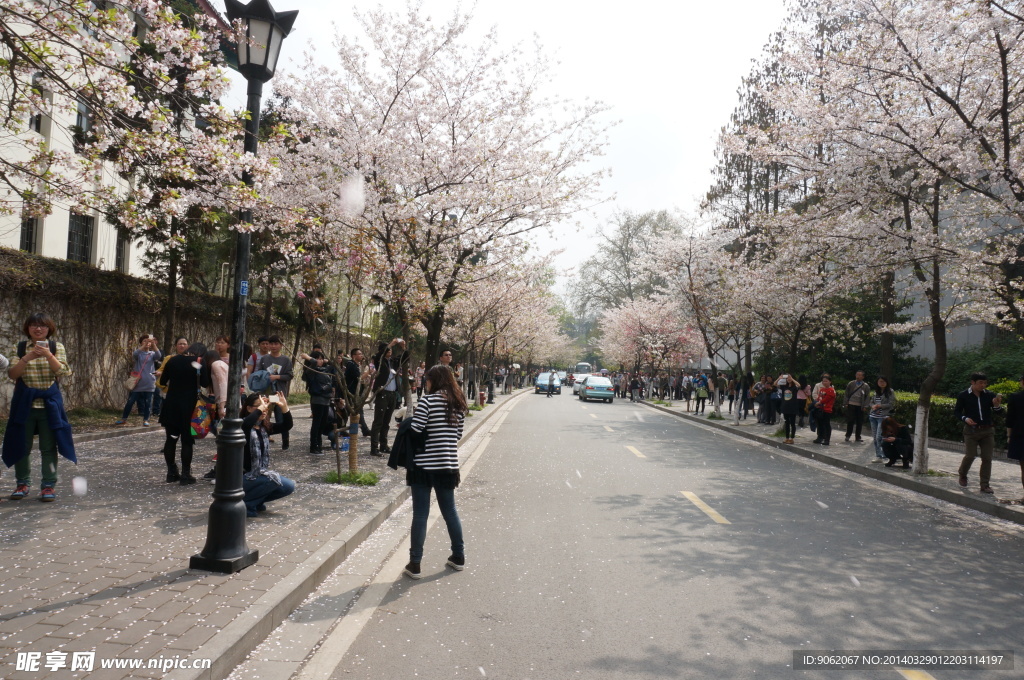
{"left": 680, "top": 491, "right": 731, "bottom": 524}
{"left": 604, "top": 425, "right": 614, "bottom": 432}
{"left": 626, "top": 446, "right": 646, "bottom": 458}
{"left": 896, "top": 671, "right": 938, "bottom": 680}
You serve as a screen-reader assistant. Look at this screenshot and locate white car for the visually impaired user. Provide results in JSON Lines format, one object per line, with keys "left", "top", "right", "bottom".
{"left": 572, "top": 373, "right": 592, "bottom": 394}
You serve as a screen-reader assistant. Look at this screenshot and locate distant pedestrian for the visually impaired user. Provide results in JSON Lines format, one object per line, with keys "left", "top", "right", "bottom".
{"left": 547, "top": 370, "right": 556, "bottom": 398}
{"left": 157, "top": 343, "right": 210, "bottom": 485}
{"left": 812, "top": 376, "right": 836, "bottom": 445}
{"left": 867, "top": 377, "right": 896, "bottom": 462}
{"left": 241, "top": 392, "right": 295, "bottom": 517}
{"left": 116, "top": 334, "right": 159, "bottom": 426}
{"left": 796, "top": 375, "right": 810, "bottom": 429}
{"left": 153, "top": 336, "right": 188, "bottom": 417}
{"left": 256, "top": 335, "right": 294, "bottom": 450}
{"left": 1005, "top": 374, "right": 1024, "bottom": 502}
{"left": 370, "top": 339, "right": 403, "bottom": 456}
{"left": 955, "top": 372, "right": 1003, "bottom": 494}
{"left": 404, "top": 365, "right": 468, "bottom": 579}
{"left": 843, "top": 371, "right": 871, "bottom": 443}
{"left": 415, "top": 361, "right": 426, "bottom": 398}
{"left": 303, "top": 350, "right": 335, "bottom": 454}
{"left": 777, "top": 374, "right": 801, "bottom": 444}
{"left": 3, "top": 313, "right": 75, "bottom": 503}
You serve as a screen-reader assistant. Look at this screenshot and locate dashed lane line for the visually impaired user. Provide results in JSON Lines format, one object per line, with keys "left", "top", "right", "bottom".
{"left": 589, "top": 413, "right": 598, "bottom": 419}
{"left": 896, "top": 670, "right": 938, "bottom": 680}
{"left": 604, "top": 425, "right": 614, "bottom": 433}
{"left": 626, "top": 446, "right": 646, "bottom": 458}
{"left": 681, "top": 491, "right": 731, "bottom": 524}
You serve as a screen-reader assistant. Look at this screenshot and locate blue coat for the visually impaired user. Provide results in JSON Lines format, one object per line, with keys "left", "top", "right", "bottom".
{"left": 2, "top": 381, "right": 77, "bottom": 467}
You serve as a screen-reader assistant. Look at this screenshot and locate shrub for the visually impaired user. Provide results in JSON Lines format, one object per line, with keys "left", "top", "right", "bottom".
{"left": 891, "top": 391, "right": 1006, "bottom": 448}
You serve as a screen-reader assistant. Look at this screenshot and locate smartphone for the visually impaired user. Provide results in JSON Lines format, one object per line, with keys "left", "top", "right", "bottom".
{"left": 268, "top": 395, "right": 280, "bottom": 404}
{"left": 35, "top": 340, "right": 48, "bottom": 347}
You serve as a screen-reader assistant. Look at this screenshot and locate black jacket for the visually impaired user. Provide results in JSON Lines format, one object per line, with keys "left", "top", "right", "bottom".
{"left": 387, "top": 416, "right": 425, "bottom": 471}
{"left": 954, "top": 388, "right": 1004, "bottom": 426}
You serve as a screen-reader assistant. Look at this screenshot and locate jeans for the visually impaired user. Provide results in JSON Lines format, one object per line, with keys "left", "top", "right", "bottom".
{"left": 869, "top": 415, "right": 885, "bottom": 458}
{"left": 14, "top": 408, "right": 58, "bottom": 488}
{"left": 243, "top": 474, "right": 295, "bottom": 514}
{"left": 121, "top": 390, "right": 153, "bottom": 421}
{"left": 410, "top": 482, "right": 464, "bottom": 563}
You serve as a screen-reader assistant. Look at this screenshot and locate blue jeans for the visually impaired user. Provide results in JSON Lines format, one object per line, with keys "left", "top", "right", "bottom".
{"left": 243, "top": 474, "right": 295, "bottom": 515}
{"left": 870, "top": 415, "right": 885, "bottom": 458}
{"left": 410, "top": 482, "right": 464, "bottom": 563}
{"left": 122, "top": 390, "right": 153, "bottom": 421}
{"left": 152, "top": 390, "right": 164, "bottom": 415}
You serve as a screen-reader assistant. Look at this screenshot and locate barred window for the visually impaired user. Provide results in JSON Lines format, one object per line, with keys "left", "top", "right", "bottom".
{"left": 67, "top": 213, "right": 94, "bottom": 264}
{"left": 20, "top": 216, "right": 38, "bottom": 253}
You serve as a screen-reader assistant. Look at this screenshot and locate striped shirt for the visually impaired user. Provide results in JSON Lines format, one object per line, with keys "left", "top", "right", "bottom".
{"left": 11, "top": 342, "right": 72, "bottom": 408}
{"left": 410, "top": 393, "right": 464, "bottom": 471}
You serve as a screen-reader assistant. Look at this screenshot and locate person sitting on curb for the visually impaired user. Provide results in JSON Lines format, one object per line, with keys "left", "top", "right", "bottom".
{"left": 880, "top": 416, "right": 913, "bottom": 468}
{"left": 955, "top": 372, "right": 1003, "bottom": 494}
{"left": 242, "top": 392, "right": 295, "bottom": 517}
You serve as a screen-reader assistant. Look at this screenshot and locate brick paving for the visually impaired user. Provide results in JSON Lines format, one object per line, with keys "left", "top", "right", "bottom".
{"left": 0, "top": 394, "right": 519, "bottom": 680}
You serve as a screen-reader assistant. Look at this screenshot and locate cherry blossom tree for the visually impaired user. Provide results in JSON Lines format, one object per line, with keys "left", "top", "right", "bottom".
{"left": 271, "top": 3, "right": 610, "bottom": 366}
{"left": 0, "top": 0, "right": 281, "bottom": 230}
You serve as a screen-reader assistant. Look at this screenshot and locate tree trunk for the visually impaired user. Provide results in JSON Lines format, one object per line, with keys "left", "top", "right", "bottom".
{"left": 422, "top": 311, "right": 446, "bottom": 367}
{"left": 262, "top": 272, "right": 274, "bottom": 336}
{"left": 162, "top": 218, "right": 179, "bottom": 355}
{"left": 880, "top": 271, "right": 896, "bottom": 380}
{"left": 913, "top": 260, "right": 947, "bottom": 475}
{"left": 348, "top": 413, "right": 360, "bottom": 473}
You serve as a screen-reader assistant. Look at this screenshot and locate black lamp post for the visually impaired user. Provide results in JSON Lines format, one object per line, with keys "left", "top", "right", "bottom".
{"left": 190, "top": 0, "right": 298, "bottom": 574}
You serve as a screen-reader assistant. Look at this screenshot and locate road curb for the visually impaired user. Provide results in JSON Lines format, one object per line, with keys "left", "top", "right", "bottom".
{"left": 639, "top": 401, "right": 1024, "bottom": 526}
{"left": 172, "top": 391, "right": 528, "bottom": 680}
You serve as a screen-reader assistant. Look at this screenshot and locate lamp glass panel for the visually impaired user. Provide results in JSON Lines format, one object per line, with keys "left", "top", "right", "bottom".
{"left": 246, "top": 19, "right": 272, "bottom": 69}
{"left": 266, "top": 26, "right": 284, "bottom": 75}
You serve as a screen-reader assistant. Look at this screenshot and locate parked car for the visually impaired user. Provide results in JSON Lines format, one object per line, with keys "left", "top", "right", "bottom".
{"left": 572, "top": 373, "right": 592, "bottom": 394}
{"left": 578, "top": 375, "right": 614, "bottom": 403}
{"left": 534, "top": 372, "right": 562, "bottom": 395}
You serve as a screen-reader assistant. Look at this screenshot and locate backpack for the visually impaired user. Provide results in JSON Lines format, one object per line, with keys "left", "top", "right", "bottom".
{"left": 17, "top": 339, "right": 56, "bottom": 358}
{"left": 248, "top": 369, "right": 272, "bottom": 393}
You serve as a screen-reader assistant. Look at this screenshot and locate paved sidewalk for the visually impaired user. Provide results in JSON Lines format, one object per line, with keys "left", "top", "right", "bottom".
{"left": 640, "top": 400, "right": 1024, "bottom": 525}
{"left": 0, "top": 390, "right": 525, "bottom": 680}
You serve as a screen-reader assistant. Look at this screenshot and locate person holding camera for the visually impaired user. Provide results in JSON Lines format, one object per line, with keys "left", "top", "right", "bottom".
{"left": 3, "top": 313, "right": 75, "bottom": 502}
{"left": 776, "top": 375, "right": 801, "bottom": 444}
{"left": 843, "top": 371, "right": 871, "bottom": 443}
{"left": 370, "top": 338, "right": 405, "bottom": 456}
{"left": 116, "top": 334, "right": 159, "bottom": 426}
{"left": 241, "top": 392, "right": 295, "bottom": 517}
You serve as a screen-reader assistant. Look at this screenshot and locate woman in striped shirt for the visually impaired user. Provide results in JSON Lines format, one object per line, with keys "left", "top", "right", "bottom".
{"left": 404, "top": 365, "right": 469, "bottom": 579}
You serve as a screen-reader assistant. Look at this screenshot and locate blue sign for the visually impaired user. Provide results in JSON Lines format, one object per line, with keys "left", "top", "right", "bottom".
{"left": 240, "top": 280, "right": 249, "bottom": 296}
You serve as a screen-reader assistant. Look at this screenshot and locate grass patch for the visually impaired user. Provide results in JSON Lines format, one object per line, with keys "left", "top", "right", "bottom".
{"left": 66, "top": 407, "right": 124, "bottom": 433}
{"left": 468, "top": 403, "right": 484, "bottom": 411}
{"left": 707, "top": 412, "right": 725, "bottom": 420}
{"left": 324, "top": 470, "right": 379, "bottom": 485}
{"left": 651, "top": 399, "right": 672, "bottom": 406}
{"left": 286, "top": 392, "right": 311, "bottom": 405}
{"left": 925, "top": 469, "right": 951, "bottom": 477}
{"left": 770, "top": 427, "right": 786, "bottom": 437}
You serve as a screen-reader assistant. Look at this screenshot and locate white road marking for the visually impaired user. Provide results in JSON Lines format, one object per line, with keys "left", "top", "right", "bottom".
{"left": 626, "top": 446, "right": 646, "bottom": 458}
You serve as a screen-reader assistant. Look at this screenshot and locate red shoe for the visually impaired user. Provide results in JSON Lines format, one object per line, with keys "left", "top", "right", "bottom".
{"left": 40, "top": 487, "right": 56, "bottom": 502}
{"left": 9, "top": 484, "right": 29, "bottom": 500}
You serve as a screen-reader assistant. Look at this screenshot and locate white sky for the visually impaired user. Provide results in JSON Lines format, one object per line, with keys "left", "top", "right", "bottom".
{"left": 218, "top": 0, "right": 790, "bottom": 289}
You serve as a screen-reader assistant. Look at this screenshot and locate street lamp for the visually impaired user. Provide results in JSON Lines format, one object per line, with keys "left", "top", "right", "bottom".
{"left": 190, "top": 0, "right": 298, "bottom": 574}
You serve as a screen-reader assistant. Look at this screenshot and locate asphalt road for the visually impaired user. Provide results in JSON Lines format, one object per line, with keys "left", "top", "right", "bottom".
{"left": 325, "top": 392, "right": 1024, "bottom": 679}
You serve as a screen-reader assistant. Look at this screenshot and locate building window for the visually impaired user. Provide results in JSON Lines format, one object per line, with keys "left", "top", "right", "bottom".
{"left": 73, "top": 96, "right": 92, "bottom": 153}
{"left": 20, "top": 216, "right": 38, "bottom": 253}
{"left": 67, "top": 213, "right": 94, "bottom": 264}
{"left": 28, "top": 73, "right": 44, "bottom": 133}
{"left": 115, "top": 231, "right": 129, "bottom": 273}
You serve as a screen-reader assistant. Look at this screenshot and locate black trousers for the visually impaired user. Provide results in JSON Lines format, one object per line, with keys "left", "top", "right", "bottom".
{"left": 163, "top": 423, "right": 194, "bottom": 474}
{"left": 783, "top": 413, "right": 797, "bottom": 439}
{"left": 817, "top": 414, "right": 833, "bottom": 443}
{"left": 845, "top": 405, "right": 864, "bottom": 439}
{"left": 310, "top": 403, "right": 330, "bottom": 451}
{"left": 371, "top": 390, "right": 398, "bottom": 451}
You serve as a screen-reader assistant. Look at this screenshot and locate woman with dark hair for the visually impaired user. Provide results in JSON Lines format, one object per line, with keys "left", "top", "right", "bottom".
{"left": 868, "top": 376, "right": 896, "bottom": 462}
{"left": 157, "top": 343, "right": 209, "bottom": 485}
{"left": 241, "top": 391, "right": 295, "bottom": 517}
{"left": 153, "top": 336, "right": 189, "bottom": 418}
{"left": 403, "top": 365, "right": 469, "bottom": 579}
{"left": 881, "top": 416, "right": 913, "bottom": 468}
{"left": 3, "top": 312, "right": 75, "bottom": 502}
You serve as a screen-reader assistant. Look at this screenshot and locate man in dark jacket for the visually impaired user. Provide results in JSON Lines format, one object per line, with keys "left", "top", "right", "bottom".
{"left": 370, "top": 339, "right": 405, "bottom": 456}
{"left": 955, "top": 372, "right": 1004, "bottom": 493}
{"left": 342, "top": 348, "right": 371, "bottom": 437}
